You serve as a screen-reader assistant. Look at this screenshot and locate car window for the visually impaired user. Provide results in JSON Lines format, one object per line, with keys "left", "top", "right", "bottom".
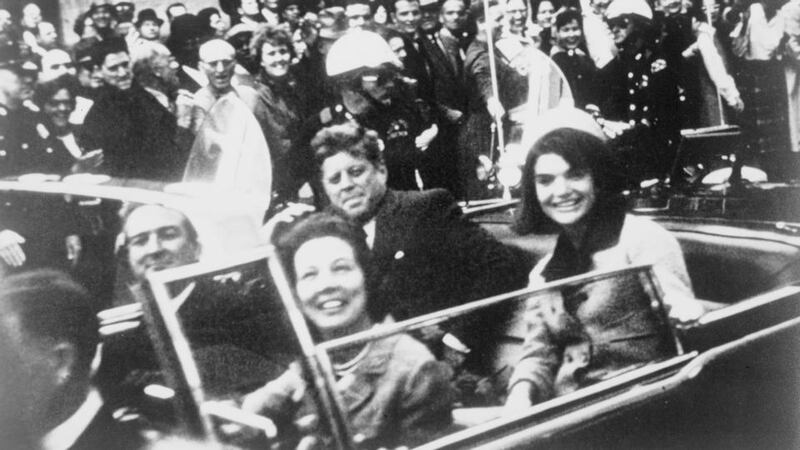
{"left": 314, "top": 264, "right": 682, "bottom": 448}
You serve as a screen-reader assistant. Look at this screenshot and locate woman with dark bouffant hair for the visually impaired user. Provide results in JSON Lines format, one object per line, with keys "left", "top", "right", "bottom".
{"left": 505, "top": 114, "right": 703, "bottom": 411}
{"left": 243, "top": 212, "right": 455, "bottom": 448}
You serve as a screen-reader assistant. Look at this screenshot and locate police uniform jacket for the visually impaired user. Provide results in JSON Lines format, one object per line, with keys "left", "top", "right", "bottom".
{"left": 0, "top": 105, "right": 74, "bottom": 177}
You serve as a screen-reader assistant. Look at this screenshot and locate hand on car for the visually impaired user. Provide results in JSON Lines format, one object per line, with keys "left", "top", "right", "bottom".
{"left": 72, "top": 149, "right": 104, "bottom": 173}
{"left": 0, "top": 230, "right": 26, "bottom": 267}
{"left": 260, "top": 202, "right": 316, "bottom": 242}
{"left": 242, "top": 362, "right": 306, "bottom": 416}
{"left": 503, "top": 381, "right": 534, "bottom": 415}
{"left": 668, "top": 300, "right": 705, "bottom": 324}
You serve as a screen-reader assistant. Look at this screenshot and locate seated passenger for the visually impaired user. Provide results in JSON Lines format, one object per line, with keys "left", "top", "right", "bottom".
{"left": 505, "top": 120, "right": 704, "bottom": 411}
{"left": 116, "top": 204, "right": 288, "bottom": 396}
{"left": 244, "top": 213, "right": 456, "bottom": 448}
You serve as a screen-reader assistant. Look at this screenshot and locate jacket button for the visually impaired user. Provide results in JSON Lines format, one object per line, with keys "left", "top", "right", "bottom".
{"left": 394, "top": 250, "right": 405, "bottom": 260}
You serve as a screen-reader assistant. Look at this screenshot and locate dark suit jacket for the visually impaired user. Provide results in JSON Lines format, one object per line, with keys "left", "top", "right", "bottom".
{"left": 80, "top": 83, "right": 191, "bottom": 181}
{"left": 70, "top": 403, "right": 147, "bottom": 450}
{"left": 369, "top": 189, "right": 530, "bottom": 365}
{"left": 418, "top": 29, "right": 468, "bottom": 114}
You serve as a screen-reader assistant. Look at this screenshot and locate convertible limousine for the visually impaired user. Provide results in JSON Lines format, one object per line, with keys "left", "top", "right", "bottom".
{"left": 1, "top": 175, "right": 798, "bottom": 449}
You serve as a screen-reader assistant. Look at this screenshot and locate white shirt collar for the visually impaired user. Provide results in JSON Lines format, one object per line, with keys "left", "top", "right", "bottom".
{"left": 41, "top": 388, "right": 103, "bottom": 450}
{"left": 363, "top": 219, "right": 376, "bottom": 249}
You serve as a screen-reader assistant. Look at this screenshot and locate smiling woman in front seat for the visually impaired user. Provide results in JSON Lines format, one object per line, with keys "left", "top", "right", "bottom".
{"left": 504, "top": 121, "right": 704, "bottom": 412}
{"left": 243, "top": 212, "right": 455, "bottom": 448}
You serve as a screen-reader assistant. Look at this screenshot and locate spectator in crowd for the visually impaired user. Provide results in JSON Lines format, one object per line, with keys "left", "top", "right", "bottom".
{"left": 115, "top": 1, "right": 135, "bottom": 24}
{"left": 389, "top": 0, "right": 436, "bottom": 102}
{"left": 345, "top": 0, "right": 377, "bottom": 29}
{"left": 74, "top": 11, "right": 99, "bottom": 42}
{"left": 262, "top": 0, "right": 282, "bottom": 25}
{"left": 532, "top": 0, "right": 556, "bottom": 53}
{"left": 307, "top": 121, "right": 528, "bottom": 372}
{"left": 166, "top": 14, "right": 207, "bottom": 92}
{"left": 419, "top": 0, "right": 441, "bottom": 33}
{"left": 33, "top": 74, "right": 103, "bottom": 174}
{"left": 89, "top": 2, "right": 118, "bottom": 40}
{"left": 192, "top": 39, "right": 259, "bottom": 125}
{"left": 278, "top": 0, "right": 305, "bottom": 31}
{"left": 165, "top": 2, "right": 188, "bottom": 22}
{"left": 197, "top": 7, "right": 230, "bottom": 39}
{"left": 504, "top": 112, "right": 702, "bottom": 412}
{"left": 39, "top": 48, "right": 76, "bottom": 81}
{"left": 35, "top": 21, "right": 58, "bottom": 53}
{"left": 0, "top": 270, "right": 147, "bottom": 450}
{"left": 728, "top": 0, "right": 793, "bottom": 179}
{"left": 416, "top": 0, "right": 472, "bottom": 195}
{"left": 245, "top": 212, "right": 456, "bottom": 448}
{"left": 80, "top": 37, "right": 192, "bottom": 181}
{"left": 251, "top": 24, "right": 308, "bottom": 203}
{"left": 129, "top": 42, "right": 185, "bottom": 121}
{"left": 239, "top": 0, "right": 268, "bottom": 26}
{"left": 549, "top": 7, "right": 600, "bottom": 109}
{"left": 134, "top": 8, "right": 163, "bottom": 43}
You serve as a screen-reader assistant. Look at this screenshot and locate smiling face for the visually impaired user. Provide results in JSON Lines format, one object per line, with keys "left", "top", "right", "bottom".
{"left": 124, "top": 205, "right": 200, "bottom": 280}
{"left": 506, "top": 0, "right": 528, "bottom": 34}
{"left": 393, "top": 0, "right": 422, "bottom": 35}
{"left": 534, "top": 153, "right": 597, "bottom": 230}
{"left": 293, "top": 236, "right": 370, "bottom": 337}
{"left": 100, "top": 51, "right": 133, "bottom": 90}
{"left": 536, "top": 0, "right": 555, "bottom": 28}
{"left": 321, "top": 152, "right": 387, "bottom": 223}
{"left": 199, "top": 41, "right": 236, "bottom": 93}
{"left": 440, "top": 0, "right": 467, "bottom": 33}
{"left": 43, "top": 88, "right": 74, "bottom": 133}
{"left": 555, "top": 18, "right": 582, "bottom": 50}
{"left": 260, "top": 41, "right": 291, "bottom": 78}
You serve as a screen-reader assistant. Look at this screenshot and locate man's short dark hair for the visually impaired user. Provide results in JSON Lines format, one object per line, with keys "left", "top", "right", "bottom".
{"left": 0, "top": 270, "right": 99, "bottom": 374}
{"left": 90, "top": 36, "right": 129, "bottom": 67}
{"left": 120, "top": 203, "right": 200, "bottom": 247}
{"left": 554, "top": 7, "right": 582, "bottom": 31}
{"left": 311, "top": 121, "right": 385, "bottom": 177}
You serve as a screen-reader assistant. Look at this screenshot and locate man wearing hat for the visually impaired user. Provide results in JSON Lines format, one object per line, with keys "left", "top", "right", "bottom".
{"left": 135, "top": 9, "right": 163, "bottom": 42}
{"left": 0, "top": 61, "right": 60, "bottom": 178}
{"left": 88, "top": 2, "right": 118, "bottom": 40}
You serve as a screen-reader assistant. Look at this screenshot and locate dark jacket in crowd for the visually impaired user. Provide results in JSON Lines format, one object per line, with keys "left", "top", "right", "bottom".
{"left": 0, "top": 105, "right": 74, "bottom": 177}
{"left": 80, "top": 83, "right": 192, "bottom": 181}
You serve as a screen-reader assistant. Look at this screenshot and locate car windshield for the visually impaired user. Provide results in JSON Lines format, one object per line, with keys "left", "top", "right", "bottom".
{"left": 142, "top": 255, "right": 680, "bottom": 448}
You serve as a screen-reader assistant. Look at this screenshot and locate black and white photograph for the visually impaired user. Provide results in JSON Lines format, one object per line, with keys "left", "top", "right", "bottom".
{"left": 0, "top": 0, "right": 798, "bottom": 448}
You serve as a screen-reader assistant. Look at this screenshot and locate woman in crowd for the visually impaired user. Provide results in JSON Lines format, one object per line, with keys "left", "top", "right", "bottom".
{"left": 243, "top": 213, "right": 455, "bottom": 448}
{"left": 549, "top": 7, "right": 599, "bottom": 109}
{"left": 504, "top": 113, "right": 703, "bottom": 411}
{"left": 250, "top": 23, "right": 308, "bottom": 203}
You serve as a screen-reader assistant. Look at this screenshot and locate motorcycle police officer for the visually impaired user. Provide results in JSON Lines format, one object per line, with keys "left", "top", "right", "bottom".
{"left": 318, "top": 29, "right": 440, "bottom": 191}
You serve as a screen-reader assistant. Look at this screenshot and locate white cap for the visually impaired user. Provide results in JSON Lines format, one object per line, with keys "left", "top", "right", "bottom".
{"left": 605, "top": 0, "right": 653, "bottom": 21}
{"left": 326, "top": 30, "right": 402, "bottom": 77}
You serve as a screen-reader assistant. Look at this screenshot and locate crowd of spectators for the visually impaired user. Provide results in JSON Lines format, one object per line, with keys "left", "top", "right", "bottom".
{"left": 0, "top": 0, "right": 797, "bottom": 205}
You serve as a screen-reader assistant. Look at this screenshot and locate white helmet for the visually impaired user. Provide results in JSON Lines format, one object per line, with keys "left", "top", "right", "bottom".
{"left": 605, "top": 0, "right": 653, "bottom": 21}
{"left": 326, "top": 29, "right": 402, "bottom": 77}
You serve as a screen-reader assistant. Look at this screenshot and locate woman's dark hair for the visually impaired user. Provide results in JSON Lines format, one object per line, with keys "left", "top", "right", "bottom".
{"left": 311, "top": 121, "right": 385, "bottom": 178}
{"left": 513, "top": 128, "right": 627, "bottom": 235}
{"left": 275, "top": 212, "right": 382, "bottom": 320}
{"left": 33, "top": 73, "right": 80, "bottom": 108}
{"left": 197, "top": 7, "right": 221, "bottom": 38}
{"left": 249, "top": 23, "right": 295, "bottom": 64}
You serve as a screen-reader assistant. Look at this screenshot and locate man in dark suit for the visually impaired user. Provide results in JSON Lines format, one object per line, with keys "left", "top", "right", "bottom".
{"left": 0, "top": 270, "right": 147, "bottom": 450}
{"left": 309, "top": 122, "right": 530, "bottom": 371}
{"left": 80, "top": 37, "right": 192, "bottom": 181}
